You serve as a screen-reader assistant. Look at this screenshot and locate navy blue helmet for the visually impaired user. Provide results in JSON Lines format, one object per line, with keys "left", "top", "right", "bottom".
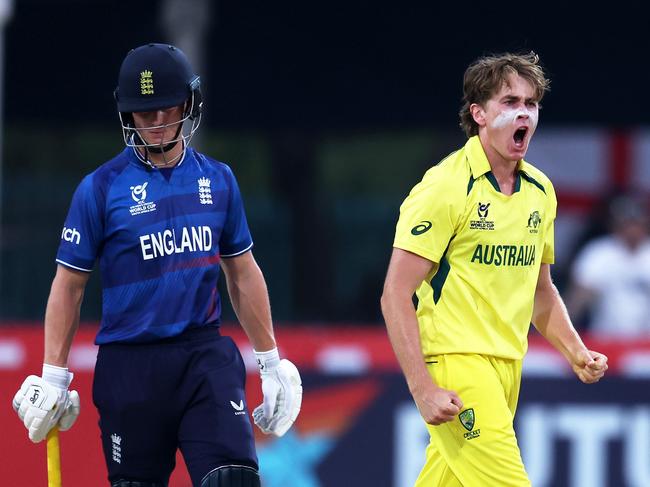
{"left": 115, "top": 43, "right": 202, "bottom": 117}
{"left": 114, "top": 43, "right": 203, "bottom": 164}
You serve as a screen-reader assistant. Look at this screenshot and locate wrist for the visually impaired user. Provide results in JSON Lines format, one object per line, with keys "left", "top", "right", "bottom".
{"left": 408, "top": 376, "right": 437, "bottom": 398}
{"left": 42, "top": 363, "right": 73, "bottom": 390}
{"left": 254, "top": 348, "right": 280, "bottom": 374}
{"left": 561, "top": 337, "right": 588, "bottom": 362}
{"left": 408, "top": 361, "right": 440, "bottom": 394}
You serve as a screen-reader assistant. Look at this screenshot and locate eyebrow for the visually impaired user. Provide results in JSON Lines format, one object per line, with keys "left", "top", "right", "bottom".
{"left": 500, "top": 95, "right": 538, "bottom": 104}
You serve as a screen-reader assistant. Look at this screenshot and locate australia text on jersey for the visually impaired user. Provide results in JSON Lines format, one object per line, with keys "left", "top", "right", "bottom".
{"left": 471, "top": 244, "right": 536, "bottom": 266}
{"left": 139, "top": 225, "right": 213, "bottom": 260}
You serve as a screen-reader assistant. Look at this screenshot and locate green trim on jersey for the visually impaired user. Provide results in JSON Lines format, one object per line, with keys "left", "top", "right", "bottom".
{"left": 485, "top": 172, "right": 501, "bottom": 192}
{"left": 467, "top": 176, "right": 475, "bottom": 195}
{"left": 393, "top": 136, "right": 557, "bottom": 360}
{"left": 520, "top": 170, "right": 546, "bottom": 194}
{"left": 431, "top": 240, "right": 453, "bottom": 303}
{"left": 485, "top": 171, "right": 522, "bottom": 194}
{"left": 430, "top": 256, "right": 450, "bottom": 304}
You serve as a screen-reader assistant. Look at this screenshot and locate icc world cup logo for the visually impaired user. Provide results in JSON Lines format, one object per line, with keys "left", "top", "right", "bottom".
{"left": 477, "top": 202, "right": 490, "bottom": 218}
{"left": 130, "top": 182, "right": 148, "bottom": 204}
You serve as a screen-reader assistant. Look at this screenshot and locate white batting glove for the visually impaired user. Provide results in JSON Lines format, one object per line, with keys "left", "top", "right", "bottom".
{"left": 12, "top": 364, "right": 80, "bottom": 443}
{"left": 58, "top": 390, "right": 81, "bottom": 431}
{"left": 252, "top": 348, "right": 302, "bottom": 437}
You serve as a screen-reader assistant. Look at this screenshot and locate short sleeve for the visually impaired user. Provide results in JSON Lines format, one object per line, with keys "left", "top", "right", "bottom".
{"left": 219, "top": 166, "right": 253, "bottom": 258}
{"left": 55, "top": 174, "right": 104, "bottom": 272}
{"left": 393, "top": 169, "right": 464, "bottom": 263}
{"left": 541, "top": 182, "right": 557, "bottom": 264}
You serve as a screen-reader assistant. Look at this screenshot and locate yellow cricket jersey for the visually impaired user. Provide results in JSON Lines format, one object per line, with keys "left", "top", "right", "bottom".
{"left": 394, "top": 136, "right": 556, "bottom": 360}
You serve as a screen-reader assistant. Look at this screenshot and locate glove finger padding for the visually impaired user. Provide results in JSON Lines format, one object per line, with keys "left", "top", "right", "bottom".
{"left": 13, "top": 388, "right": 27, "bottom": 420}
{"left": 272, "top": 360, "right": 302, "bottom": 436}
{"left": 253, "top": 396, "right": 288, "bottom": 434}
{"left": 260, "top": 374, "right": 281, "bottom": 419}
{"left": 253, "top": 359, "right": 302, "bottom": 437}
{"left": 253, "top": 380, "right": 284, "bottom": 435}
{"left": 252, "top": 404, "right": 275, "bottom": 434}
{"left": 58, "top": 390, "right": 80, "bottom": 431}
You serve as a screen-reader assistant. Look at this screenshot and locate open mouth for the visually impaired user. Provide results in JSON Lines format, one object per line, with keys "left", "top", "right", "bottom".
{"left": 513, "top": 127, "right": 528, "bottom": 146}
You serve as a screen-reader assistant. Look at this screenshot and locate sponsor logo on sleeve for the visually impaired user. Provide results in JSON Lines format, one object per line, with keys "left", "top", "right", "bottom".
{"left": 61, "top": 227, "right": 81, "bottom": 245}
{"left": 411, "top": 220, "right": 432, "bottom": 235}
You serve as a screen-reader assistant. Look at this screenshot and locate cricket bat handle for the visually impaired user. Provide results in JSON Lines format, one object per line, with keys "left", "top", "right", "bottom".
{"left": 46, "top": 427, "right": 62, "bottom": 487}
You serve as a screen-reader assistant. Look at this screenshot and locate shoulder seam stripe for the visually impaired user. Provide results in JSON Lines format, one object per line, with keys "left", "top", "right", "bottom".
{"left": 433, "top": 149, "right": 461, "bottom": 168}
{"left": 520, "top": 171, "right": 546, "bottom": 194}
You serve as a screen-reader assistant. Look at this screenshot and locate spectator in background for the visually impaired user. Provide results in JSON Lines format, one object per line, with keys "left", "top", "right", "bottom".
{"left": 567, "top": 192, "right": 650, "bottom": 337}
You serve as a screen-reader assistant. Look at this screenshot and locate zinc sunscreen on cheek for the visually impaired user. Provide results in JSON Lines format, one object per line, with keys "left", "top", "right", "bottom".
{"left": 493, "top": 108, "right": 539, "bottom": 130}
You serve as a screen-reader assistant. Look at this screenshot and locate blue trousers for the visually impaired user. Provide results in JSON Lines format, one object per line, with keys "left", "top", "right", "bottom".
{"left": 92, "top": 326, "right": 258, "bottom": 486}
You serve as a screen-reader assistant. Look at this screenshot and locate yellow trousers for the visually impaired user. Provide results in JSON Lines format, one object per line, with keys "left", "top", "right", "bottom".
{"left": 415, "top": 354, "right": 531, "bottom": 487}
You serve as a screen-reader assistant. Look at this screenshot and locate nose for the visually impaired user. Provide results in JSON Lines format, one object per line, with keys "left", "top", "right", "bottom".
{"left": 152, "top": 110, "right": 165, "bottom": 126}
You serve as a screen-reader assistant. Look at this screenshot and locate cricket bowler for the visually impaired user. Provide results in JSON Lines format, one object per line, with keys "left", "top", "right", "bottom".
{"left": 381, "top": 52, "right": 608, "bottom": 486}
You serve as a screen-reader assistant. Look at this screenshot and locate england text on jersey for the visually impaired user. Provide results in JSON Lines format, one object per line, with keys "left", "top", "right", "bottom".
{"left": 139, "top": 225, "right": 213, "bottom": 260}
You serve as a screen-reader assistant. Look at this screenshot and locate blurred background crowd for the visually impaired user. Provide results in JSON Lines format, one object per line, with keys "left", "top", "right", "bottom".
{"left": 0, "top": 2, "right": 649, "bottom": 486}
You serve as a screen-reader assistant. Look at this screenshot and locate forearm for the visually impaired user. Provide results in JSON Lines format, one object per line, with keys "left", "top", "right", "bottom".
{"left": 43, "top": 272, "right": 85, "bottom": 367}
{"left": 381, "top": 290, "right": 435, "bottom": 396}
{"left": 225, "top": 261, "right": 276, "bottom": 352}
{"left": 533, "top": 283, "right": 588, "bottom": 361}
{"left": 565, "top": 283, "right": 596, "bottom": 325}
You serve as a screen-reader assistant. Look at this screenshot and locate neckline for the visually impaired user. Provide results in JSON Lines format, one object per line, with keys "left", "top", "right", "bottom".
{"left": 485, "top": 171, "right": 521, "bottom": 195}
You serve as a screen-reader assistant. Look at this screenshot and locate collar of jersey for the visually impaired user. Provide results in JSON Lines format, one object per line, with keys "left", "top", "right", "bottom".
{"left": 465, "top": 135, "right": 524, "bottom": 178}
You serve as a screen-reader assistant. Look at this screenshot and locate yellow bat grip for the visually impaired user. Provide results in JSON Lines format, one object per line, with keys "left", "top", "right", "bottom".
{"left": 46, "top": 427, "right": 62, "bottom": 487}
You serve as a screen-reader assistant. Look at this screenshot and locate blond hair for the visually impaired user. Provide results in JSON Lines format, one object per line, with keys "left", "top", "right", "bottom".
{"left": 459, "top": 52, "right": 550, "bottom": 137}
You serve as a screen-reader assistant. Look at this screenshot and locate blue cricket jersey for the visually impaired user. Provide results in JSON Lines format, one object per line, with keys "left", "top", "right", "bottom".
{"left": 56, "top": 147, "right": 253, "bottom": 344}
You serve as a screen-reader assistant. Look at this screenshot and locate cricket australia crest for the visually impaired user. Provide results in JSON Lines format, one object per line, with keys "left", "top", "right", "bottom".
{"left": 459, "top": 408, "right": 481, "bottom": 440}
{"left": 459, "top": 408, "right": 475, "bottom": 431}
{"left": 527, "top": 210, "right": 542, "bottom": 234}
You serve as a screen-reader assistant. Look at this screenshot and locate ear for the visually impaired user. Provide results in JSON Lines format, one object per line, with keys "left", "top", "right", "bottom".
{"left": 470, "top": 103, "right": 486, "bottom": 128}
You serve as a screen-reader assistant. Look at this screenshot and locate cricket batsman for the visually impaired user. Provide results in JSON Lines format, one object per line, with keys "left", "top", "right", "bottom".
{"left": 381, "top": 52, "right": 608, "bottom": 486}
{"left": 12, "top": 43, "right": 302, "bottom": 487}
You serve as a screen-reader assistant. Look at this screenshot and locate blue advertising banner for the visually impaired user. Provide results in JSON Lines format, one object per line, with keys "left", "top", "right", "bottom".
{"left": 258, "top": 374, "right": 650, "bottom": 487}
